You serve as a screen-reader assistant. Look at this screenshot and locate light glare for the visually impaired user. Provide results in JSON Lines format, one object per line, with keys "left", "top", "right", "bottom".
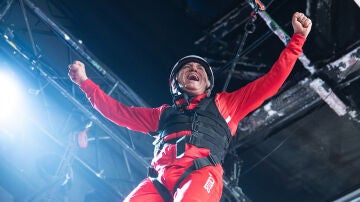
{"left": 0, "top": 71, "right": 23, "bottom": 121}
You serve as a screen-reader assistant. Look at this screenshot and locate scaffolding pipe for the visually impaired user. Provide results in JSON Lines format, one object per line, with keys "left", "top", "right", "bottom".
{"left": 0, "top": 32, "right": 150, "bottom": 170}
{"left": 248, "top": 1, "right": 316, "bottom": 74}
{"left": 22, "top": 0, "right": 148, "bottom": 107}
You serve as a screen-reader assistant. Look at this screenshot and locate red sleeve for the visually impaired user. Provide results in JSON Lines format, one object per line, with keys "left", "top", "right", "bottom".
{"left": 80, "top": 79, "right": 166, "bottom": 134}
{"left": 215, "top": 34, "right": 306, "bottom": 135}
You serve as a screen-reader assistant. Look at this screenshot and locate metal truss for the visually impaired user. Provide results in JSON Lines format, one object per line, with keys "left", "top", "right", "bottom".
{"left": 196, "top": 0, "right": 360, "bottom": 144}
{"left": 0, "top": 0, "right": 154, "bottom": 200}
{"left": 236, "top": 0, "right": 360, "bottom": 137}
{"left": 195, "top": 0, "right": 360, "bottom": 200}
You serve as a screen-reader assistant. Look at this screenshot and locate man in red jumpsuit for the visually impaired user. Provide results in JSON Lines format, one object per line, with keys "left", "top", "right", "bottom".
{"left": 69, "top": 12, "right": 312, "bottom": 202}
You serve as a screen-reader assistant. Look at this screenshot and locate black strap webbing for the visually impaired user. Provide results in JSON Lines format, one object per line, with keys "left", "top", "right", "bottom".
{"left": 172, "top": 155, "right": 218, "bottom": 194}
{"left": 172, "top": 165, "right": 195, "bottom": 194}
{"left": 150, "top": 177, "right": 173, "bottom": 202}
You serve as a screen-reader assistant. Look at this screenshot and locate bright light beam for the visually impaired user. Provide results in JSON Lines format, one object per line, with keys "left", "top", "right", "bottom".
{"left": 0, "top": 69, "right": 23, "bottom": 122}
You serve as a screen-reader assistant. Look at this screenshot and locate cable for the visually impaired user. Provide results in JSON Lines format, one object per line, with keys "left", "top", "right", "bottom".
{"left": 222, "top": 10, "right": 258, "bottom": 91}
{"left": 0, "top": 0, "right": 13, "bottom": 20}
{"left": 239, "top": 131, "right": 293, "bottom": 178}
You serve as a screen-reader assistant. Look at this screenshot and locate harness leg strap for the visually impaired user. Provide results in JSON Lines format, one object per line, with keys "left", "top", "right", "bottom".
{"left": 172, "top": 165, "right": 195, "bottom": 194}
{"left": 172, "top": 154, "right": 219, "bottom": 194}
{"left": 149, "top": 177, "right": 173, "bottom": 202}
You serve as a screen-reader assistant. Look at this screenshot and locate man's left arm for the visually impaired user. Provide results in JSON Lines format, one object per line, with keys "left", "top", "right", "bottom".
{"left": 215, "top": 12, "right": 312, "bottom": 134}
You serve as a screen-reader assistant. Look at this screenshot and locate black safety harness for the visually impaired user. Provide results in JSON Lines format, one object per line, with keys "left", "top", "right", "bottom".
{"left": 148, "top": 97, "right": 232, "bottom": 201}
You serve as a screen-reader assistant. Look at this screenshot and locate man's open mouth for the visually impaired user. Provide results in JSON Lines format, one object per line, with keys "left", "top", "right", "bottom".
{"left": 188, "top": 73, "right": 199, "bottom": 81}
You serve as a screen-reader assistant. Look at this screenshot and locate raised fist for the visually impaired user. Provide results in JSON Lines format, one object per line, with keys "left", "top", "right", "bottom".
{"left": 292, "top": 12, "right": 312, "bottom": 38}
{"left": 68, "top": 61, "right": 88, "bottom": 85}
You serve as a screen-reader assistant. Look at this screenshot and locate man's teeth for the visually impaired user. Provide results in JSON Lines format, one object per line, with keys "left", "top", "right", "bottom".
{"left": 188, "top": 74, "right": 199, "bottom": 81}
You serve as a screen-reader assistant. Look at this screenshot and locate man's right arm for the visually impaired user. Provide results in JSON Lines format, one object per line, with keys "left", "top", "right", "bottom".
{"left": 68, "top": 61, "right": 164, "bottom": 134}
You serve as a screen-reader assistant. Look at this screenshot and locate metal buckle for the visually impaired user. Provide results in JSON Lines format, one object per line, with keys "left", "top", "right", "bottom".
{"left": 176, "top": 136, "right": 187, "bottom": 159}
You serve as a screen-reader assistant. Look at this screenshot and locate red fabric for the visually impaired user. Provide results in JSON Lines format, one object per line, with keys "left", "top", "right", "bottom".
{"left": 80, "top": 34, "right": 306, "bottom": 201}
{"left": 124, "top": 165, "right": 223, "bottom": 202}
{"left": 124, "top": 178, "right": 164, "bottom": 202}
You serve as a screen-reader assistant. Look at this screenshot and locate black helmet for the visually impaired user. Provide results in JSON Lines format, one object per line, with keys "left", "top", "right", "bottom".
{"left": 169, "top": 55, "right": 214, "bottom": 102}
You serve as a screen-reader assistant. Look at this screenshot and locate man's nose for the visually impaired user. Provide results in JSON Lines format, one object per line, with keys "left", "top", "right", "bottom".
{"left": 189, "top": 65, "right": 197, "bottom": 72}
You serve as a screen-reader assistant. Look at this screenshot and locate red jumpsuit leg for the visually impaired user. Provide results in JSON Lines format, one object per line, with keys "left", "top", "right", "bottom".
{"left": 172, "top": 166, "right": 223, "bottom": 202}
{"left": 124, "top": 178, "right": 164, "bottom": 202}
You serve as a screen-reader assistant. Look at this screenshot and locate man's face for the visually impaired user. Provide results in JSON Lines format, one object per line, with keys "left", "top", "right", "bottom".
{"left": 176, "top": 62, "right": 209, "bottom": 96}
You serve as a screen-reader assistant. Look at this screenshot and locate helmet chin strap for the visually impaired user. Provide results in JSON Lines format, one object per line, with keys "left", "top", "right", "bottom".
{"left": 174, "top": 79, "right": 192, "bottom": 107}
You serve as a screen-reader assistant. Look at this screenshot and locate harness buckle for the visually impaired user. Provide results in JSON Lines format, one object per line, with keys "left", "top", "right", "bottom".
{"left": 176, "top": 135, "right": 188, "bottom": 159}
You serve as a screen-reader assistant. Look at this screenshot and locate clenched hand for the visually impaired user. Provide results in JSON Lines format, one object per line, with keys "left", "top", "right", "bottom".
{"left": 292, "top": 12, "right": 312, "bottom": 38}
{"left": 68, "top": 61, "right": 88, "bottom": 85}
